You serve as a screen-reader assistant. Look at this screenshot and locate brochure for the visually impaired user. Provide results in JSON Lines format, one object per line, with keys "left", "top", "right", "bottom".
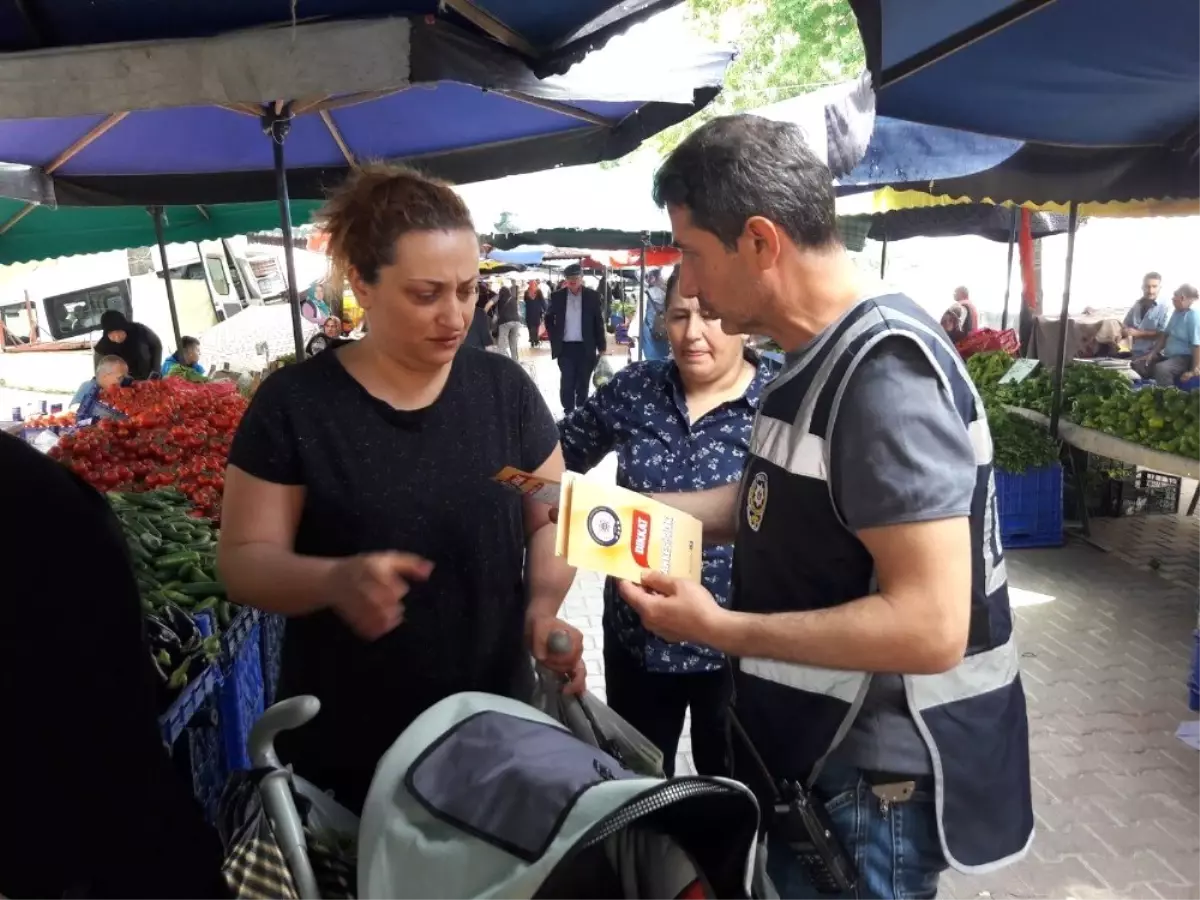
{"left": 493, "top": 467, "right": 704, "bottom": 582}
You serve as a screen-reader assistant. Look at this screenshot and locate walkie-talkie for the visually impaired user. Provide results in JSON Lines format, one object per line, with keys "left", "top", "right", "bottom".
{"left": 728, "top": 712, "right": 857, "bottom": 895}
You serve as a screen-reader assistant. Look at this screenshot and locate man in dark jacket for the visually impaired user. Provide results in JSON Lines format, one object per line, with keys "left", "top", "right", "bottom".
{"left": 544, "top": 264, "right": 607, "bottom": 413}
{"left": 94, "top": 309, "right": 163, "bottom": 381}
{"left": 0, "top": 432, "right": 227, "bottom": 898}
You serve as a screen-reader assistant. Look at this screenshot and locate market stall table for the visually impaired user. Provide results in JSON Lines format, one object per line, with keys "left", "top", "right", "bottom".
{"left": 1007, "top": 405, "right": 1200, "bottom": 520}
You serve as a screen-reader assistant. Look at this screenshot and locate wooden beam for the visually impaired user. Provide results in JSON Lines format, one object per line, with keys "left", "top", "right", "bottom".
{"left": 320, "top": 110, "right": 357, "bottom": 168}
{"left": 441, "top": 0, "right": 539, "bottom": 57}
{"left": 492, "top": 90, "right": 613, "bottom": 128}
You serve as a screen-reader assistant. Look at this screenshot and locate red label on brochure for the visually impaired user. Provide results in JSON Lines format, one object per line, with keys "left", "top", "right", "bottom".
{"left": 630, "top": 510, "right": 652, "bottom": 569}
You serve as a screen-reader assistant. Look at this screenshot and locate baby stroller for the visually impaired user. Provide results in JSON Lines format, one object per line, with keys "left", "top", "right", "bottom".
{"left": 219, "top": 663, "right": 763, "bottom": 899}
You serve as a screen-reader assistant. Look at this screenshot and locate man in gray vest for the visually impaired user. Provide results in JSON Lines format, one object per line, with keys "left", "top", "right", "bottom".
{"left": 617, "top": 115, "right": 1034, "bottom": 898}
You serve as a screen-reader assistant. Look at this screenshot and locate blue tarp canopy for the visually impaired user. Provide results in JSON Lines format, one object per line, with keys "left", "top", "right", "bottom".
{"left": 849, "top": 0, "right": 1199, "bottom": 148}
{"left": 0, "top": 0, "right": 678, "bottom": 75}
{"left": 837, "top": 115, "right": 1022, "bottom": 193}
{"left": 0, "top": 15, "right": 731, "bottom": 206}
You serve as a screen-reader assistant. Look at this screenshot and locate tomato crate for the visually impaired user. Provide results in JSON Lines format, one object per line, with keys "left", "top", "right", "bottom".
{"left": 996, "top": 464, "right": 1064, "bottom": 549}
{"left": 217, "top": 609, "right": 265, "bottom": 773}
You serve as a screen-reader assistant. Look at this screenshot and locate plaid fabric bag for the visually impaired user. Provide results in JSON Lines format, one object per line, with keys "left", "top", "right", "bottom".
{"left": 218, "top": 769, "right": 356, "bottom": 899}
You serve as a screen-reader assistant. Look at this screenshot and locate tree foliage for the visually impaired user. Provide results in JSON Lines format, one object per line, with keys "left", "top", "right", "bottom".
{"left": 651, "top": 0, "right": 864, "bottom": 154}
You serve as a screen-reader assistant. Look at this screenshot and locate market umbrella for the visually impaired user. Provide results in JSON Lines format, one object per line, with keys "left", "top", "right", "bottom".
{"left": 0, "top": 13, "right": 732, "bottom": 358}
{"left": 0, "top": 0, "right": 681, "bottom": 78}
{"left": 848, "top": 0, "right": 1199, "bottom": 150}
{"left": 479, "top": 259, "right": 525, "bottom": 275}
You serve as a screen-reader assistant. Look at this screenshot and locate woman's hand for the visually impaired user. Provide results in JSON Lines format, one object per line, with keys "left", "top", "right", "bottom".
{"left": 328, "top": 552, "right": 434, "bottom": 640}
{"left": 526, "top": 615, "right": 586, "bottom": 694}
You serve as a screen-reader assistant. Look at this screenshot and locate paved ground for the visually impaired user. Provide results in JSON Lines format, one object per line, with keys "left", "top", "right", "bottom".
{"left": 527, "top": 351, "right": 1200, "bottom": 900}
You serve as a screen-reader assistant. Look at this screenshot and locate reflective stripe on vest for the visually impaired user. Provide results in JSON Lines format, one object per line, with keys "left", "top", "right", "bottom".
{"left": 734, "top": 294, "right": 1034, "bottom": 874}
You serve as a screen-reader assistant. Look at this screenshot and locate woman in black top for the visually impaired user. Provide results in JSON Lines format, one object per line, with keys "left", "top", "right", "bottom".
{"left": 218, "top": 164, "right": 584, "bottom": 812}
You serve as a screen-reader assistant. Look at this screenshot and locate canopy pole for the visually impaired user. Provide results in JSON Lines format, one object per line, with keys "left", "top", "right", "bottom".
{"left": 1000, "top": 207, "right": 1018, "bottom": 330}
{"left": 151, "top": 206, "right": 182, "bottom": 349}
{"left": 263, "top": 102, "right": 306, "bottom": 362}
{"left": 879, "top": 236, "right": 888, "bottom": 278}
{"left": 1048, "top": 200, "right": 1079, "bottom": 439}
{"left": 636, "top": 232, "right": 648, "bottom": 362}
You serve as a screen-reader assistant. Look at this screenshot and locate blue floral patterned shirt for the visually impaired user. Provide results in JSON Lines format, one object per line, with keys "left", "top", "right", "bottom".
{"left": 558, "top": 352, "right": 777, "bottom": 673}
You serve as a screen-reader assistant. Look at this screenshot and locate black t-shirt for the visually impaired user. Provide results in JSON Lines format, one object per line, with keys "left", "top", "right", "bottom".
{"left": 497, "top": 289, "right": 521, "bottom": 325}
{"left": 227, "top": 346, "right": 558, "bottom": 810}
{"left": 0, "top": 434, "right": 225, "bottom": 898}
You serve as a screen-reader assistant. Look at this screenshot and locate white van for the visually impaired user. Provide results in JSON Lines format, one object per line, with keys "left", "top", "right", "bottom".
{"left": 0, "top": 239, "right": 283, "bottom": 394}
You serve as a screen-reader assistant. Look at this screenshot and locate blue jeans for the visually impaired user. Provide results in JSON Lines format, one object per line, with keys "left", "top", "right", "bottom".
{"left": 765, "top": 763, "right": 946, "bottom": 899}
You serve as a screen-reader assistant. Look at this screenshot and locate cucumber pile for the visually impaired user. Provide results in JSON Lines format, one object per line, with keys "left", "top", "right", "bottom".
{"left": 107, "top": 488, "right": 240, "bottom": 706}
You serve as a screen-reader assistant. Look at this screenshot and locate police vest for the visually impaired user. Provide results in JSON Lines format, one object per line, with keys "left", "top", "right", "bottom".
{"left": 732, "top": 294, "right": 1034, "bottom": 873}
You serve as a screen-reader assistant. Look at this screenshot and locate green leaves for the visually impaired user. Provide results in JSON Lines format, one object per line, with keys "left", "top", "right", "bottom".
{"left": 653, "top": 0, "right": 865, "bottom": 154}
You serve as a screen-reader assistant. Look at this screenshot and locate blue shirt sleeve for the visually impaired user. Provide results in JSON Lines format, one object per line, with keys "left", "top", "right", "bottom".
{"left": 1188, "top": 309, "right": 1200, "bottom": 346}
{"left": 557, "top": 371, "right": 626, "bottom": 473}
{"left": 1152, "top": 304, "right": 1170, "bottom": 332}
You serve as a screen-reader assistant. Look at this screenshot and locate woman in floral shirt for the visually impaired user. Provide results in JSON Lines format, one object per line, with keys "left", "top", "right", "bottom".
{"left": 558, "top": 269, "right": 775, "bottom": 775}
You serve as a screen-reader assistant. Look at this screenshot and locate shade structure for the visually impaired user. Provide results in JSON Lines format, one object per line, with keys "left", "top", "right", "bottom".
{"left": 0, "top": 0, "right": 679, "bottom": 77}
{"left": 0, "top": 199, "right": 322, "bottom": 266}
{"left": 483, "top": 229, "right": 674, "bottom": 253}
{"left": 0, "top": 14, "right": 732, "bottom": 207}
{"left": 850, "top": 141, "right": 1200, "bottom": 208}
{"left": 849, "top": 0, "right": 1199, "bottom": 149}
{"left": 851, "top": 204, "right": 1073, "bottom": 244}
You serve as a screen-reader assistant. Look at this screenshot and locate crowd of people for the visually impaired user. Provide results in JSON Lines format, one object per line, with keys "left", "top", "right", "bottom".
{"left": 3, "top": 116, "right": 1037, "bottom": 900}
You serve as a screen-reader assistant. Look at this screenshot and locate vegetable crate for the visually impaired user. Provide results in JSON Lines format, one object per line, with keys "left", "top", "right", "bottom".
{"left": 1190, "top": 630, "right": 1199, "bottom": 713}
{"left": 261, "top": 613, "right": 287, "bottom": 707}
{"left": 996, "top": 464, "right": 1064, "bottom": 549}
{"left": 217, "top": 608, "right": 265, "bottom": 773}
{"left": 158, "top": 661, "right": 224, "bottom": 822}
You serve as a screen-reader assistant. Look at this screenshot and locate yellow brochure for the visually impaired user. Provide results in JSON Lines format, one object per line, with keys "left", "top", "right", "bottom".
{"left": 492, "top": 466, "right": 562, "bottom": 505}
{"left": 555, "top": 472, "right": 704, "bottom": 583}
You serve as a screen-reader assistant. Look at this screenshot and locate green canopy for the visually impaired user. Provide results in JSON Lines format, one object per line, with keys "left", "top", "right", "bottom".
{"left": 0, "top": 200, "right": 324, "bottom": 266}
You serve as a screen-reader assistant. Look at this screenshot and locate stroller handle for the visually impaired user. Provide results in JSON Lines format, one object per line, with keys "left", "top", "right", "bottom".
{"left": 249, "top": 695, "right": 322, "bottom": 770}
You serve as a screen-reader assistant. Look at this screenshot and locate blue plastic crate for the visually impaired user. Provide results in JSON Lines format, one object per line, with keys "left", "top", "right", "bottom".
{"left": 158, "top": 660, "right": 221, "bottom": 748}
{"left": 1189, "top": 630, "right": 1199, "bottom": 713}
{"left": 996, "top": 464, "right": 1064, "bottom": 549}
{"left": 217, "top": 609, "right": 265, "bottom": 772}
{"left": 261, "top": 613, "right": 286, "bottom": 707}
{"left": 175, "top": 698, "right": 226, "bottom": 823}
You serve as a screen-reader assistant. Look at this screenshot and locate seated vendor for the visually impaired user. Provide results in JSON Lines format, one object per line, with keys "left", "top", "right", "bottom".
{"left": 161, "top": 335, "right": 205, "bottom": 377}
{"left": 70, "top": 355, "right": 129, "bottom": 418}
{"left": 1136, "top": 283, "right": 1200, "bottom": 387}
{"left": 940, "top": 302, "right": 970, "bottom": 344}
{"left": 1126, "top": 272, "right": 1169, "bottom": 370}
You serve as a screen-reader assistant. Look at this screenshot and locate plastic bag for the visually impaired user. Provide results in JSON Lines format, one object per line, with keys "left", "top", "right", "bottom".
{"left": 593, "top": 355, "right": 615, "bottom": 389}
{"left": 956, "top": 328, "right": 1020, "bottom": 360}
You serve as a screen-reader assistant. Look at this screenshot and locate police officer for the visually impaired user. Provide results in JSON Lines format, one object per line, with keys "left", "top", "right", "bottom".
{"left": 617, "top": 115, "right": 1034, "bottom": 899}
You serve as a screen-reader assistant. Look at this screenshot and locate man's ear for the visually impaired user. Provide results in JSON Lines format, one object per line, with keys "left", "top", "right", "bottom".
{"left": 743, "top": 216, "right": 783, "bottom": 271}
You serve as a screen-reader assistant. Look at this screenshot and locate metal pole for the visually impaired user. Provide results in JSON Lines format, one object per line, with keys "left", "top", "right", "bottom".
{"left": 636, "top": 232, "right": 649, "bottom": 362}
{"left": 879, "top": 236, "right": 888, "bottom": 278}
{"left": 1048, "top": 200, "right": 1079, "bottom": 438}
{"left": 151, "top": 206, "right": 182, "bottom": 348}
{"left": 264, "top": 103, "right": 305, "bottom": 361}
{"left": 1000, "top": 207, "right": 1018, "bottom": 331}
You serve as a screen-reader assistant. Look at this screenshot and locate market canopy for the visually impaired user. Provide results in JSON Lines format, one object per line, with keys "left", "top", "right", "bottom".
{"left": 847, "top": 204, "right": 1073, "bottom": 244}
{"left": 0, "top": 0, "right": 678, "bottom": 77}
{"left": 848, "top": 0, "right": 1199, "bottom": 148}
{"left": 0, "top": 199, "right": 323, "bottom": 266}
{"left": 482, "top": 228, "right": 674, "bottom": 252}
{"left": 0, "top": 14, "right": 731, "bottom": 207}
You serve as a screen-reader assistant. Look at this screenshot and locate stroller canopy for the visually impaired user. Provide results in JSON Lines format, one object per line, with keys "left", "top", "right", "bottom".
{"left": 357, "top": 692, "right": 761, "bottom": 899}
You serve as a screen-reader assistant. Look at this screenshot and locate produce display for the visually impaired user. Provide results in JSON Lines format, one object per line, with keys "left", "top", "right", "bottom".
{"left": 966, "top": 351, "right": 1200, "bottom": 461}
{"left": 49, "top": 379, "right": 246, "bottom": 521}
{"left": 22, "top": 410, "right": 77, "bottom": 429}
{"left": 164, "top": 364, "right": 210, "bottom": 384}
{"left": 107, "top": 488, "right": 232, "bottom": 705}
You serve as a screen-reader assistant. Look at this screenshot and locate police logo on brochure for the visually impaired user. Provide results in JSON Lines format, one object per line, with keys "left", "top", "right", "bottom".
{"left": 746, "top": 471, "right": 768, "bottom": 532}
{"left": 586, "top": 507, "right": 622, "bottom": 546}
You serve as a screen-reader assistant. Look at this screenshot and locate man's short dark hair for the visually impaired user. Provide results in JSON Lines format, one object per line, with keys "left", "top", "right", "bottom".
{"left": 179, "top": 336, "right": 199, "bottom": 350}
{"left": 653, "top": 114, "right": 840, "bottom": 251}
{"left": 1144, "top": 271, "right": 1162, "bottom": 282}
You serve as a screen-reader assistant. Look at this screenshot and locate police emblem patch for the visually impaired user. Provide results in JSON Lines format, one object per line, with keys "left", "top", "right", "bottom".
{"left": 746, "top": 471, "right": 768, "bottom": 532}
